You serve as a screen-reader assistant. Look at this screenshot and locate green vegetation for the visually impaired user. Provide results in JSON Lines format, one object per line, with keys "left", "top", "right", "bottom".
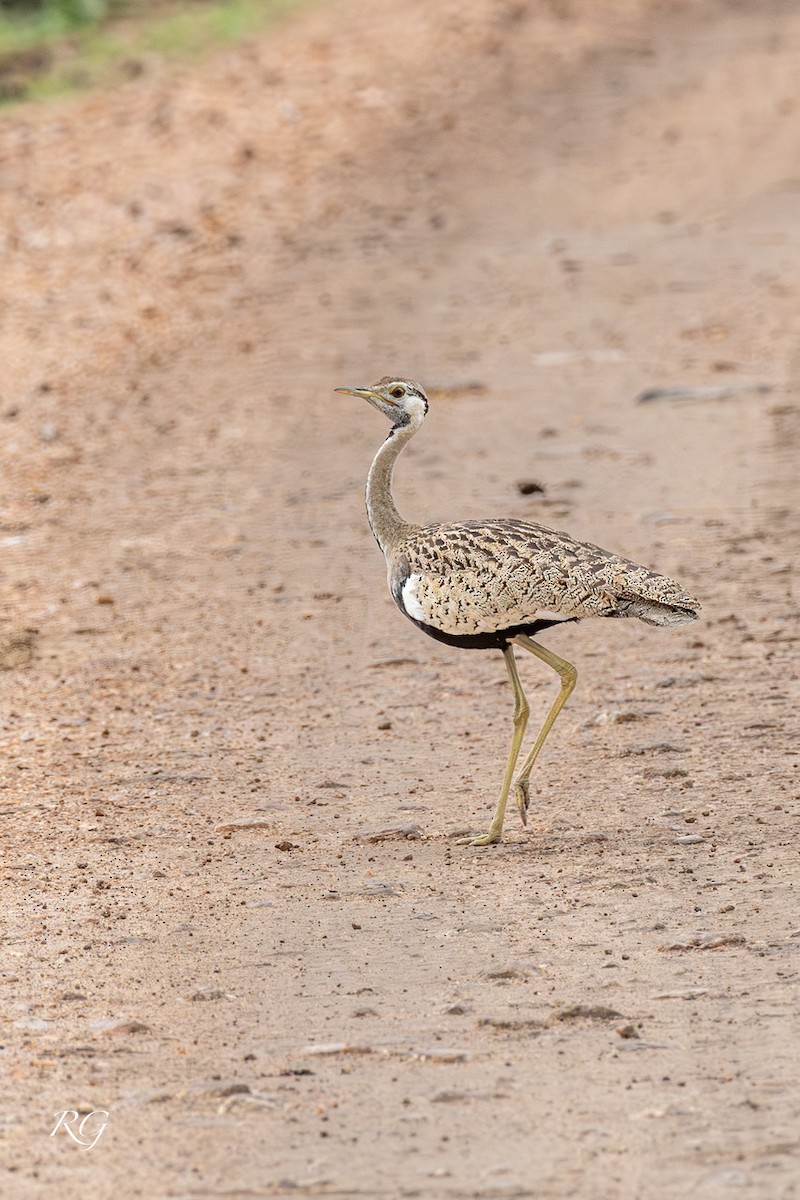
{"left": 0, "top": 0, "right": 307, "bottom": 102}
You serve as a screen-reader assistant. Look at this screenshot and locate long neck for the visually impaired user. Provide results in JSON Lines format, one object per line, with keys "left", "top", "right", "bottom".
{"left": 365, "top": 419, "right": 419, "bottom": 554}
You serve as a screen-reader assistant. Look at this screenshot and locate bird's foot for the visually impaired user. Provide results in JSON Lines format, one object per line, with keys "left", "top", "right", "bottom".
{"left": 514, "top": 777, "right": 530, "bottom": 826}
{"left": 456, "top": 830, "right": 502, "bottom": 847}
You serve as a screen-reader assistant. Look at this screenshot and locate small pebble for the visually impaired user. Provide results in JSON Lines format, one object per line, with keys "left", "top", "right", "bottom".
{"left": 660, "top": 933, "right": 745, "bottom": 951}
{"left": 412, "top": 1047, "right": 470, "bottom": 1062}
{"left": 552, "top": 1005, "right": 622, "bottom": 1023}
{"left": 300, "top": 1042, "right": 374, "bottom": 1056}
{"left": 653, "top": 988, "right": 709, "bottom": 1000}
{"left": 357, "top": 822, "right": 421, "bottom": 843}
{"left": 91, "top": 1018, "right": 150, "bottom": 1036}
{"left": 215, "top": 817, "right": 273, "bottom": 832}
{"left": 482, "top": 962, "right": 536, "bottom": 982}
{"left": 198, "top": 1081, "right": 250, "bottom": 1098}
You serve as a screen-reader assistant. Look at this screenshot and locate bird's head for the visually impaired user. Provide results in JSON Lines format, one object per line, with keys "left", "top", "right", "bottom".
{"left": 334, "top": 377, "right": 429, "bottom": 428}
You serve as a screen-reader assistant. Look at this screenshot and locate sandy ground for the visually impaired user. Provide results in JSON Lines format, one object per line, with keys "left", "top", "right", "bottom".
{"left": 2, "top": 0, "right": 800, "bottom": 1195}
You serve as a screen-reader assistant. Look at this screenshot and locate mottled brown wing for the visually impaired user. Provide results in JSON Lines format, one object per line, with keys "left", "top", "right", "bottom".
{"left": 394, "top": 519, "right": 698, "bottom": 636}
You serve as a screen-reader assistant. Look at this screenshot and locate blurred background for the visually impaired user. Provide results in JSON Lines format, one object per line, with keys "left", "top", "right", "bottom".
{"left": 0, "top": 0, "right": 297, "bottom": 100}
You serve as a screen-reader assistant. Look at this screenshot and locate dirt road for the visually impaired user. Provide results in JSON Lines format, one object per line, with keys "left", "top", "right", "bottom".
{"left": 2, "top": 0, "right": 799, "bottom": 1196}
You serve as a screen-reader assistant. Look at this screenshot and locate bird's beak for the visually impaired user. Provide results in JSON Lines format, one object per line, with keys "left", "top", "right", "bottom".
{"left": 334, "top": 386, "right": 399, "bottom": 407}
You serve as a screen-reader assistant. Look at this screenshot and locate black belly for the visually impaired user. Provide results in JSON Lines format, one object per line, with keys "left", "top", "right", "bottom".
{"left": 407, "top": 615, "right": 578, "bottom": 649}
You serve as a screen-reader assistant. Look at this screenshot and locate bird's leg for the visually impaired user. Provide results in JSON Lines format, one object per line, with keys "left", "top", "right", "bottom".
{"left": 457, "top": 644, "right": 530, "bottom": 847}
{"left": 511, "top": 634, "right": 578, "bottom": 822}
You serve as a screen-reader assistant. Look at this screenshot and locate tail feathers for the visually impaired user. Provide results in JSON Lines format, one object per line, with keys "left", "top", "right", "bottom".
{"left": 614, "top": 594, "right": 700, "bottom": 627}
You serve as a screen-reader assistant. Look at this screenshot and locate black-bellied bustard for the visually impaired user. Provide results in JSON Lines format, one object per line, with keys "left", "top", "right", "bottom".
{"left": 336, "top": 377, "right": 700, "bottom": 847}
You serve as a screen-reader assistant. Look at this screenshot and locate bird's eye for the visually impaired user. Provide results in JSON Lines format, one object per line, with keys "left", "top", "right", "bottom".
{"left": 391, "top": 386, "right": 405, "bottom": 399}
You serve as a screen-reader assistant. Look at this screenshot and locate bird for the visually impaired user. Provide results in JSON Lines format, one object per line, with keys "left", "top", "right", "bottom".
{"left": 335, "top": 376, "right": 700, "bottom": 847}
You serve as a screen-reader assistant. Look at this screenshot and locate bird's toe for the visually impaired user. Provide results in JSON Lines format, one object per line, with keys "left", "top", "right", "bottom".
{"left": 456, "top": 830, "right": 503, "bottom": 847}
